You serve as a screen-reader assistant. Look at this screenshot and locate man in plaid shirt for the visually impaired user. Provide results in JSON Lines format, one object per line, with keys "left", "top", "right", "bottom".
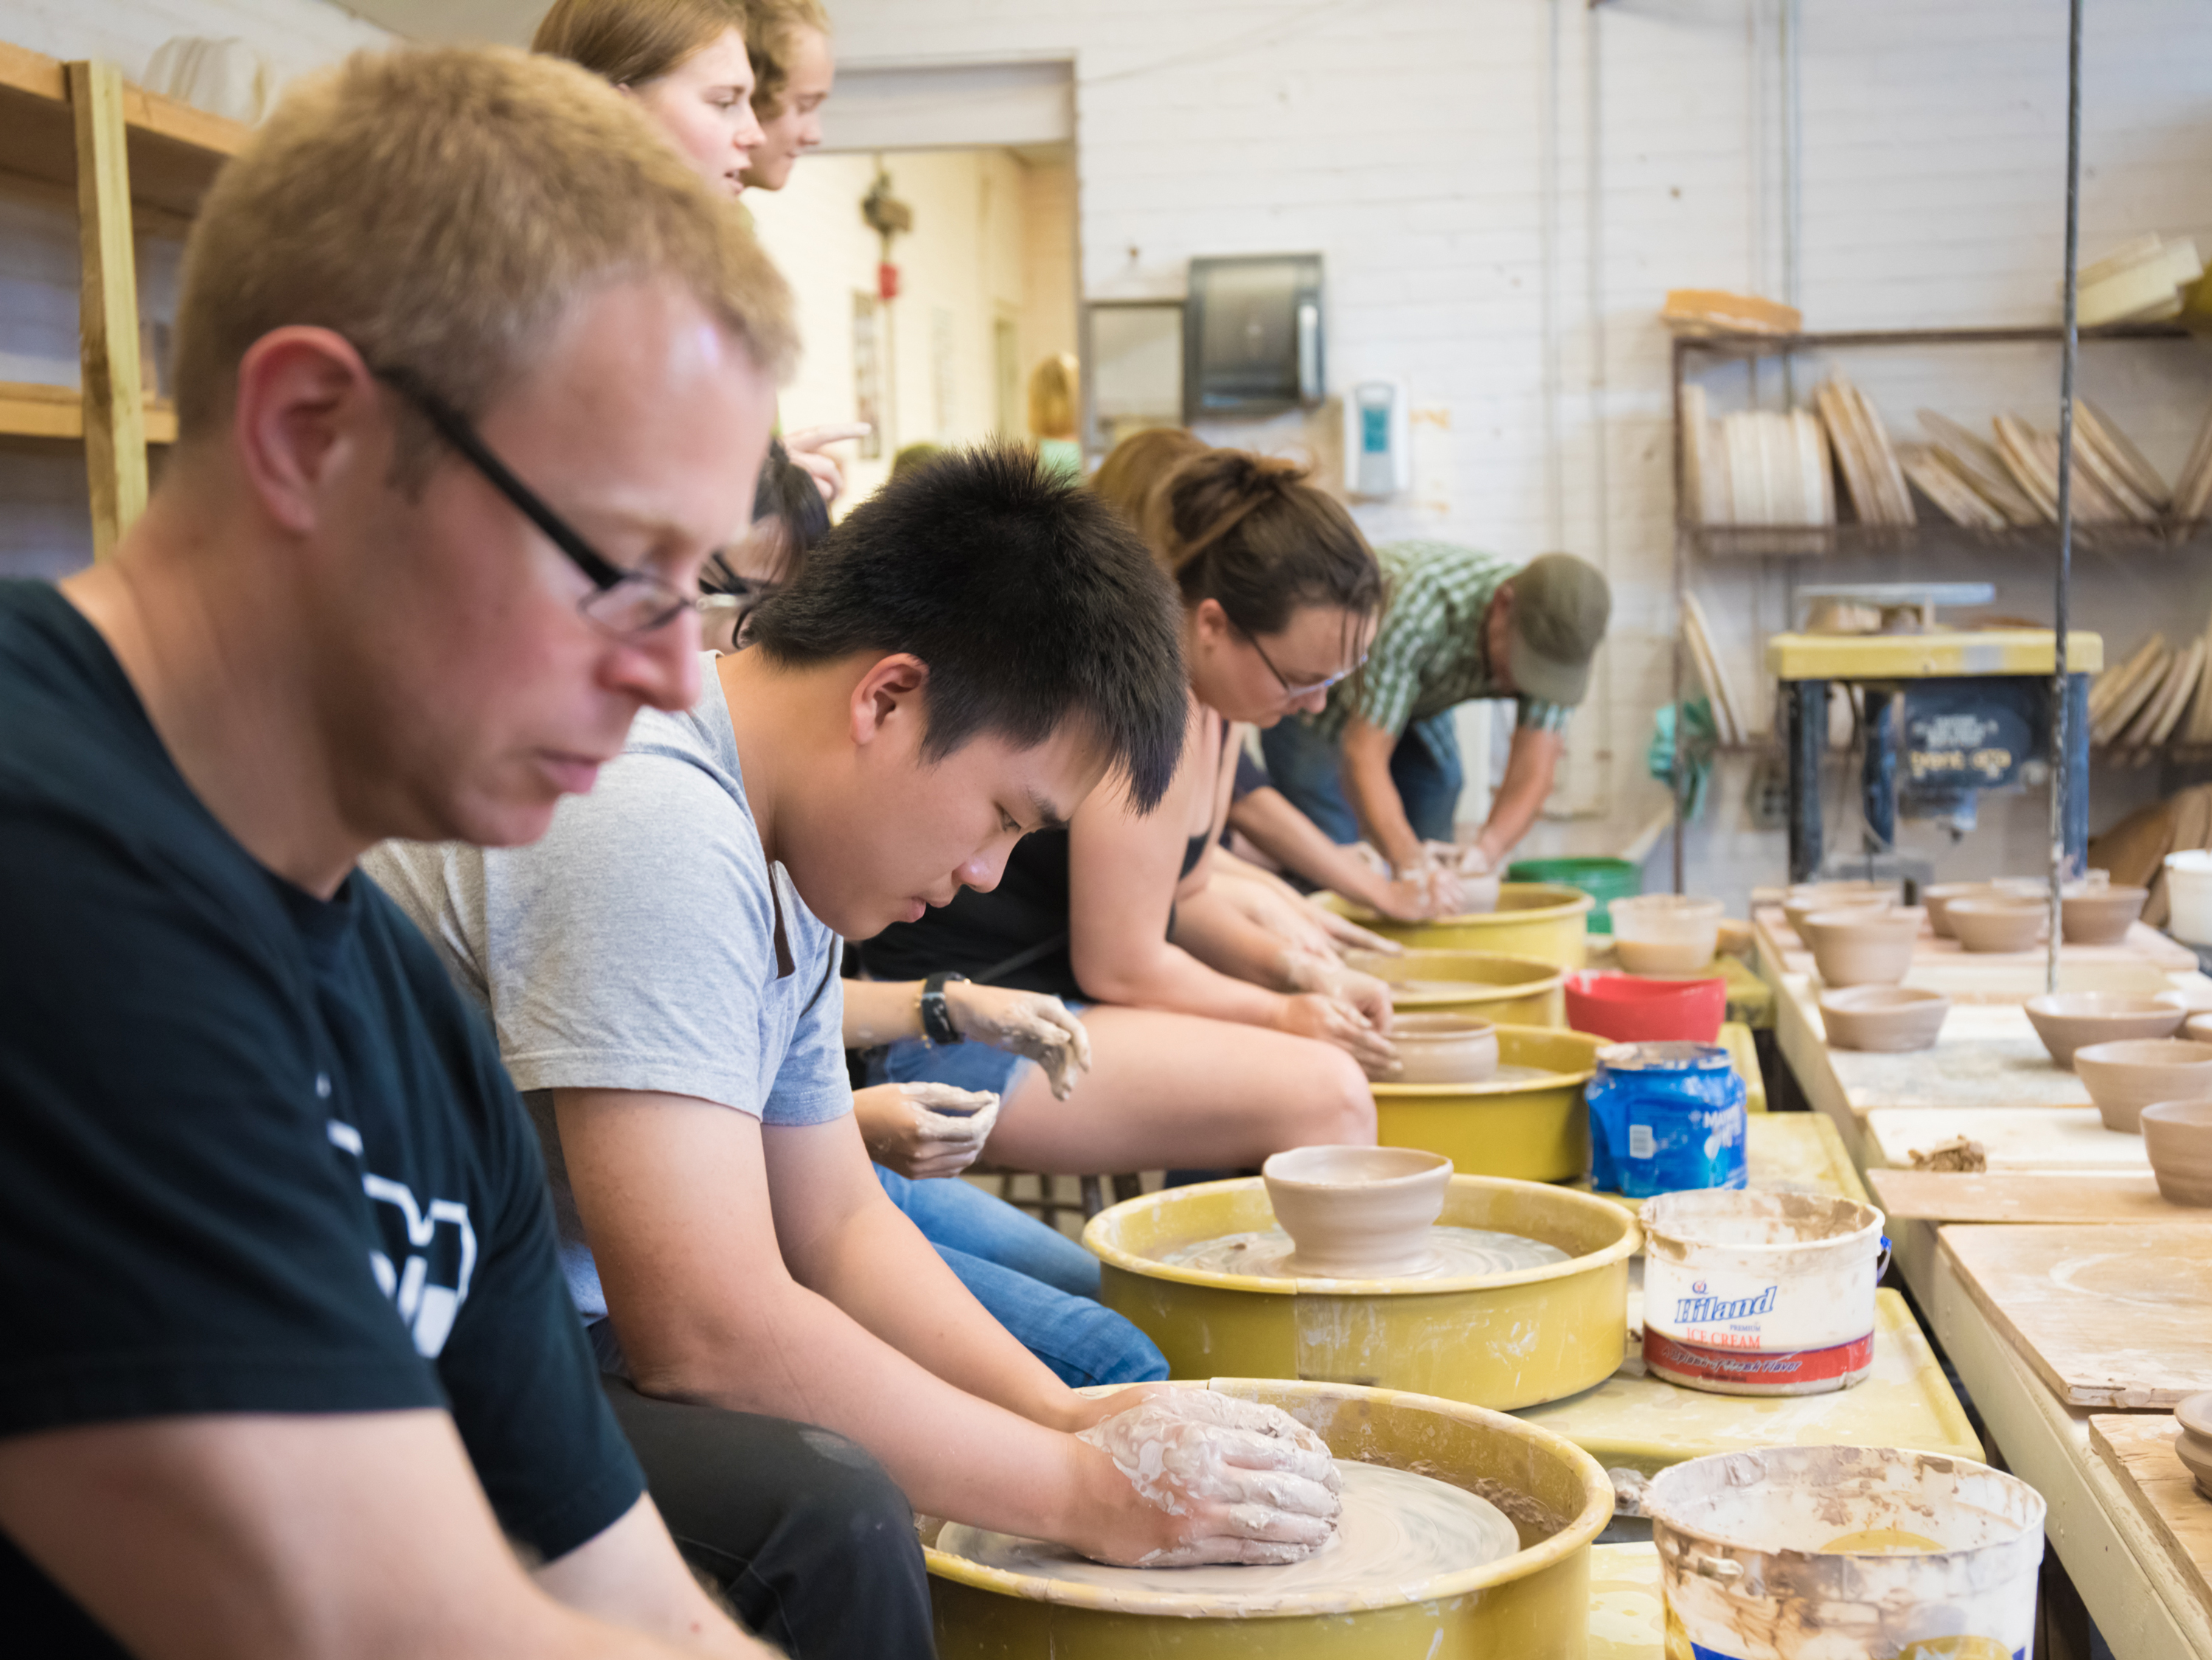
{"left": 1260, "top": 542, "right": 1610, "bottom": 907}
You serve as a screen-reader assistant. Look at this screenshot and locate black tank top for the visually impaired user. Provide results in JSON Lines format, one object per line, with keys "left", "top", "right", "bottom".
{"left": 858, "top": 717, "right": 1231, "bottom": 999}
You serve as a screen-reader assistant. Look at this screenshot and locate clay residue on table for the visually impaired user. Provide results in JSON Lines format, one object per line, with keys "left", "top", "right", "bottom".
{"left": 1163, "top": 1225, "right": 1568, "bottom": 1281}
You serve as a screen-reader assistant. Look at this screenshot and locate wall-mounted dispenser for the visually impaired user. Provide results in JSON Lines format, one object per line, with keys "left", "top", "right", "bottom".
{"left": 1183, "top": 254, "right": 1324, "bottom": 420}
{"left": 1345, "top": 379, "right": 1409, "bottom": 497}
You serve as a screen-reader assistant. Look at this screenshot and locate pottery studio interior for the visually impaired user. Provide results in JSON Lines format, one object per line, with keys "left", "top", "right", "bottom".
{"left": 10, "top": 0, "right": 2212, "bottom": 1657}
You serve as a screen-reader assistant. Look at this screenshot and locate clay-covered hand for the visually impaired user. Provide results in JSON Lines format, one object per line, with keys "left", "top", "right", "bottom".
{"left": 1306, "top": 900, "right": 1403, "bottom": 956}
{"left": 782, "top": 422, "right": 871, "bottom": 505}
{"left": 1077, "top": 1390, "right": 1343, "bottom": 1567}
{"left": 1279, "top": 948, "right": 1395, "bottom": 1035}
{"left": 1439, "top": 841, "right": 1494, "bottom": 878}
{"left": 1397, "top": 860, "right": 1467, "bottom": 920}
{"left": 1210, "top": 872, "right": 1340, "bottom": 958}
{"left": 852, "top": 1081, "right": 1001, "bottom": 1180}
{"left": 1271, "top": 992, "right": 1401, "bottom": 1080}
{"left": 945, "top": 982, "right": 1093, "bottom": 1100}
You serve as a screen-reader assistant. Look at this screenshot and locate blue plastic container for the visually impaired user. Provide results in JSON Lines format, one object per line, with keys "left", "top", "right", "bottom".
{"left": 1587, "top": 1041, "right": 1747, "bottom": 1198}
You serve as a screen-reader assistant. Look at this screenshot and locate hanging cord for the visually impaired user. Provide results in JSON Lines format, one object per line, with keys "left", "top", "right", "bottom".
{"left": 2048, "top": 0, "right": 2084, "bottom": 993}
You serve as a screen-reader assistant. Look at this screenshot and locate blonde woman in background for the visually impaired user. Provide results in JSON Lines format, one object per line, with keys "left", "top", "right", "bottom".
{"left": 1029, "top": 353, "right": 1084, "bottom": 480}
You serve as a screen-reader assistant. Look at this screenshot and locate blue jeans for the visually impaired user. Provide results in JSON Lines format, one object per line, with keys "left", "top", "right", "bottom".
{"left": 1260, "top": 710, "right": 1464, "bottom": 845}
{"left": 873, "top": 1166, "right": 1169, "bottom": 1388}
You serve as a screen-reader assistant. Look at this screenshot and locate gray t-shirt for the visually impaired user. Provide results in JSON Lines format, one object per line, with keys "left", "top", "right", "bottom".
{"left": 364, "top": 656, "right": 849, "bottom": 1322}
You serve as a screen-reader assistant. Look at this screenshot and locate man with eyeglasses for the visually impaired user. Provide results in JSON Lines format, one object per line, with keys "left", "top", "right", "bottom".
{"left": 1261, "top": 544, "right": 1613, "bottom": 913}
{"left": 0, "top": 47, "right": 856, "bottom": 1660}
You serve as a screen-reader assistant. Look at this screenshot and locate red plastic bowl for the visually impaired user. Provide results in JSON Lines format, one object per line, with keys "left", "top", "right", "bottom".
{"left": 1563, "top": 972, "right": 1726, "bottom": 1043}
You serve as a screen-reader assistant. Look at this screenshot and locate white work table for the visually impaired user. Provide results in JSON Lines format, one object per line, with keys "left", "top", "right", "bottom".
{"left": 1756, "top": 904, "right": 2212, "bottom": 1660}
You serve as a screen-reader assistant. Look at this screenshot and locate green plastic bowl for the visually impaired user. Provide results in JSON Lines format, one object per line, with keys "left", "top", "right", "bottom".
{"left": 1504, "top": 857, "right": 1642, "bottom": 934}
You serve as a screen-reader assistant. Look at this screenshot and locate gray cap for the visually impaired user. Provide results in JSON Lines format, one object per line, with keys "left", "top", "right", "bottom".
{"left": 1507, "top": 552, "right": 1611, "bottom": 706}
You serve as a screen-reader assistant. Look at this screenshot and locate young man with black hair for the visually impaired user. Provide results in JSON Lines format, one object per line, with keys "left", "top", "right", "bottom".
{"left": 368, "top": 444, "right": 1343, "bottom": 1577}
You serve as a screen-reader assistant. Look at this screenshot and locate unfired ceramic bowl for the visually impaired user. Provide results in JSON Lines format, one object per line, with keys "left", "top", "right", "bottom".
{"left": 2062, "top": 886, "right": 2149, "bottom": 947}
{"left": 1801, "top": 906, "right": 1924, "bottom": 987}
{"left": 2140, "top": 1101, "right": 2212, "bottom": 1208}
{"left": 1921, "top": 883, "right": 1994, "bottom": 940}
{"left": 1818, "top": 985, "right": 1951, "bottom": 1052}
{"left": 1945, "top": 897, "right": 2049, "bottom": 954}
{"left": 2176, "top": 1392, "right": 2212, "bottom": 1497}
{"left": 1610, "top": 894, "right": 1725, "bottom": 976}
{"left": 2074, "top": 1039, "right": 2212, "bottom": 1134}
{"left": 1783, "top": 889, "right": 1891, "bottom": 940}
{"left": 1389, "top": 1013, "right": 1500, "bottom": 1085}
{"left": 2025, "top": 992, "right": 2186, "bottom": 1069}
{"left": 1260, "top": 1145, "right": 1453, "bottom": 1278}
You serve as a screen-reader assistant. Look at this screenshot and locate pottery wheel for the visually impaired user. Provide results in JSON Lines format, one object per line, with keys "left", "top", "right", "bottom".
{"left": 936, "top": 1460, "right": 1520, "bottom": 1598}
{"left": 1161, "top": 1225, "right": 1568, "bottom": 1280}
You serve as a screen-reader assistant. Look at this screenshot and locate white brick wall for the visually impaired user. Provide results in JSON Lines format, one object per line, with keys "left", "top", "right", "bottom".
{"left": 823, "top": 0, "right": 2212, "bottom": 905}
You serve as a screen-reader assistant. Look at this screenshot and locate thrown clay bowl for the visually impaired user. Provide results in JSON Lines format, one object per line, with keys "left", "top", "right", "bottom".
{"left": 1390, "top": 1013, "right": 1500, "bottom": 1085}
{"left": 2025, "top": 992, "right": 2187, "bottom": 1069}
{"left": 2074, "top": 1039, "right": 2212, "bottom": 1134}
{"left": 2062, "top": 885, "right": 2149, "bottom": 947}
{"left": 1609, "top": 894, "right": 1725, "bottom": 976}
{"left": 2140, "top": 1102, "right": 2212, "bottom": 1207}
{"left": 1801, "top": 906, "right": 1924, "bottom": 987}
{"left": 2177, "top": 1393, "right": 2212, "bottom": 1497}
{"left": 1783, "top": 889, "right": 1890, "bottom": 940}
{"left": 1945, "top": 897, "right": 2048, "bottom": 954}
{"left": 1261, "top": 1145, "right": 1454, "bottom": 1278}
{"left": 1818, "top": 985, "right": 1951, "bottom": 1053}
{"left": 1921, "top": 883, "right": 1992, "bottom": 940}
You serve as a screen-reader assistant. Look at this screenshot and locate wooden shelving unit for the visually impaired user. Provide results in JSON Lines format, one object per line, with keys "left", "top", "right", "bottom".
{"left": 0, "top": 37, "right": 246, "bottom": 554}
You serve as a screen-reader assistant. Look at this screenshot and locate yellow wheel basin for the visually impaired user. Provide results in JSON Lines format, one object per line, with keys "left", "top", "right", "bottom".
{"left": 1343, "top": 948, "right": 1567, "bottom": 1027}
{"left": 1087, "top": 1175, "right": 1635, "bottom": 1411}
{"left": 1373, "top": 1024, "right": 1603, "bottom": 1184}
{"left": 922, "top": 1377, "right": 1613, "bottom": 1659}
{"left": 1321, "top": 882, "right": 1593, "bottom": 966}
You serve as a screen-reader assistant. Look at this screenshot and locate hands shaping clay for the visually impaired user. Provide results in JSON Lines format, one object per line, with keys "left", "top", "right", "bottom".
{"left": 856, "top": 1082, "right": 999, "bottom": 1180}
{"left": 1077, "top": 1390, "right": 1344, "bottom": 1566}
{"left": 947, "top": 984, "right": 1093, "bottom": 1099}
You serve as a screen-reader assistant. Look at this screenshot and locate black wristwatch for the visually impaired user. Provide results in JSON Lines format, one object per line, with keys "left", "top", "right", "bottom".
{"left": 920, "top": 972, "right": 969, "bottom": 1046}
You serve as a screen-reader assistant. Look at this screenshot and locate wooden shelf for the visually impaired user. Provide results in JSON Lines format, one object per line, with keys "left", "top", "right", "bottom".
{"left": 1673, "top": 322, "right": 2202, "bottom": 360}
{"left": 0, "top": 381, "right": 174, "bottom": 446}
{"left": 1684, "top": 516, "right": 2212, "bottom": 560}
{"left": 0, "top": 38, "right": 246, "bottom": 221}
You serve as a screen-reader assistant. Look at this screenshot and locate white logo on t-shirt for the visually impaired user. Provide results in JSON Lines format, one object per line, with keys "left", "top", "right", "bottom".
{"left": 326, "top": 1119, "right": 479, "bottom": 1357}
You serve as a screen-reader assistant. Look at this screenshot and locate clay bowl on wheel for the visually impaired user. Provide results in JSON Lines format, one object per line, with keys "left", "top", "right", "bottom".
{"left": 1783, "top": 889, "right": 1890, "bottom": 940}
{"left": 1945, "top": 897, "right": 2048, "bottom": 954}
{"left": 2024, "top": 992, "right": 2186, "bottom": 1069}
{"left": 2062, "top": 885, "right": 2149, "bottom": 947}
{"left": 2074, "top": 1039, "right": 2212, "bottom": 1133}
{"left": 2177, "top": 1393, "right": 2212, "bottom": 1498}
{"left": 1922, "top": 883, "right": 1993, "bottom": 940}
{"left": 1390, "top": 1013, "right": 1500, "bottom": 1085}
{"left": 1801, "top": 906, "right": 1924, "bottom": 987}
{"left": 2140, "top": 1102, "right": 2212, "bottom": 1207}
{"left": 1818, "top": 985, "right": 1951, "bottom": 1053}
{"left": 1260, "top": 1145, "right": 1454, "bottom": 1279}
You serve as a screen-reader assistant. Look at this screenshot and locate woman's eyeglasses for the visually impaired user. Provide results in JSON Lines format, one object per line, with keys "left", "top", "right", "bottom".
{"left": 1237, "top": 620, "right": 1366, "bottom": 700}
{"left": 371, "top": 363, "right": 696, "bottom": 639}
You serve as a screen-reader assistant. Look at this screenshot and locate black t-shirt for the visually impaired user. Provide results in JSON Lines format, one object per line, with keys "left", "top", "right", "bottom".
{"left": 0, "top": 582, "right": 643, "bottom": 1652}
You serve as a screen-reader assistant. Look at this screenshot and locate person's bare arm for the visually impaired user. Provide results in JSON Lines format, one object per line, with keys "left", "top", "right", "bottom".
{"left": 1339, "top": 715, "right": 1427, "bottom": 875}
{"left": 0, "top": 1411, "right": 767, "bottom": 1660}
{"left": 1225, "top": 786, "right": 1432, "bottom": 922}
{"left": 554, "top": 1088, "right": 1208, "bottom": 1564}
{"left": 842, "top": 978, "right": 1091, "bottom": 1097}
{"left": 1469, "top": 725, "right": 1563, "bottom": 870}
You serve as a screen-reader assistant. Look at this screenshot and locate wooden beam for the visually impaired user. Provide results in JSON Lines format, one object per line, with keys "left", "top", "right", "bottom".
{"left": 69, "top": 60, "right": 147, "bottom": 559}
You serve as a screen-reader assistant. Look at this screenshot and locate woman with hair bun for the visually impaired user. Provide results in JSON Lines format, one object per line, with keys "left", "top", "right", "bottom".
{"left": 860, "top": 444, "right": 1398, "bottom": 1175}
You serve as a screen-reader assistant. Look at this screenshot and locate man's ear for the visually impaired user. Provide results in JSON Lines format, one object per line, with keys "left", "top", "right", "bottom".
{"left": 231, "top": 327, "right": 383, "bottom": 536}
{"left": 849, "top": 652, "right": 931, "bottom": 748}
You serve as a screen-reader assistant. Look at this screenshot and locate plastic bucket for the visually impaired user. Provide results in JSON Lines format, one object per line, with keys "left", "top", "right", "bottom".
{"left": 1640, "top": 1190, "right": 1888, "bottom": 1396}
{"left": 1647, "top": 1445, "right": 2045, "bottom": 1660}
{"left": 1587, "top": 1042, "right": 1747, "bottom": 1198}
{"left": 2167, "top": 850, "right": 2212, "bottom": 945}
{"left": 1565, "top": 971, "right": 1726, "bottom": 1042}
{"left": 1506, "top": 856, "right": 1642, "bottom": 933}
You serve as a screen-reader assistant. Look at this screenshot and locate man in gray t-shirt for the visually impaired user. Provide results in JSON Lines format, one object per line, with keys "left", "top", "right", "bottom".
{"left": 373, "top": 448, "right": 1343, "bottom": 1580}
